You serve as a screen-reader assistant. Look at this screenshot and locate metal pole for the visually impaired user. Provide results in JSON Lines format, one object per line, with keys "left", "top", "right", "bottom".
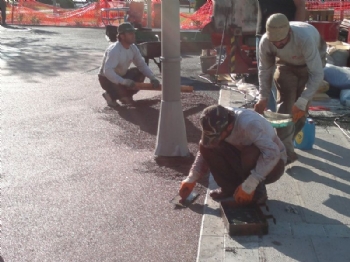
{"left": 147, "top": 0, "right": 152, "bottom": 28}
{"left": 154, "top": 0, "right": 189, "bottom": 157}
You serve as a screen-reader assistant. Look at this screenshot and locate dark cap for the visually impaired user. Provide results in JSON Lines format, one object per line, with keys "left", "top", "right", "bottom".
{"left": 200, "top": 105, "right": 235, "bottom": 146}
{"left": 117, "top": 22, "right": 136, "bottom": 34}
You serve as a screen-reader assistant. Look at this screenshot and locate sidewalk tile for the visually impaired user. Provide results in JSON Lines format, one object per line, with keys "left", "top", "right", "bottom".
{"left": 312, "top": 237, "right": 350, "bottom": 262}
{"left": 290, "top": 170, "right": 350, "bottom": 224}
{"left": 324, "top": 224, "right": 350, "bottom": 237}
{"left": 291, "top": 223, "right": 327, "bottom": 237}
{"left": 197, "top": 235, "right": 224, "bottom": 262}
{"left": 259, "top": 235, "right": 318, "bottom": 262}
{"left": 224, "top": 234, "right": 260, "bottom": 249}
{"left": 224, "top": 248, "right": 259, "bottom": 262}
{"left": 268, "top": 221, "right": 292, "bottom": 236}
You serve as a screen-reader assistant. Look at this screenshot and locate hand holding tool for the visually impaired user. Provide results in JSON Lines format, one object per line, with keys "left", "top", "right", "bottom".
{"left": 150, "top": 78, "right": 161, "bottom": 89}
{"left": 292, "top": 105, "right": 306, "bottom": 123}
{"left": 123, "top": 79, "right": 136, "bottom": 89}
{"left": 234, "top": 185, "right": 255, "bottom": 205}
{"left": 179, "top": 181, "right": 196, "bottom": 200}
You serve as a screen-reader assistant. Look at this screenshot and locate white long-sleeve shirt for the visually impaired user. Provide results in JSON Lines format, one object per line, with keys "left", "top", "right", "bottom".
{"left": 185, "top": 108, "right": 287, "bottom": 185}
{"left": 98, "top": 41, "right": 155, "bottom": 85}
{"left": 259, "top": 22, "right": 326, "bottom": 110}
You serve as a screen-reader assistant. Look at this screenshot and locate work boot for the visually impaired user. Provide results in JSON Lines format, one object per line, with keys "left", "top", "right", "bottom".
{"left": 286, "top": 152, "right": 298, "bottom": 165}
{"left": 253, "top": 183, "right": 268, "bottom": 204}
{"left": 119, "top": 96, "right": 135, "bottom": 105}
{"left": 102, "top": 92, "right": 118, "bottom": 108}
{"left": 209, "top": 188, "right": 232, "bottom": 200}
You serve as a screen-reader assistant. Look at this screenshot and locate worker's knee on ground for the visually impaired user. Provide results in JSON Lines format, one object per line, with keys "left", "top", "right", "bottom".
{"left": 265, "top": 159, "right": 285, "bottom": 184}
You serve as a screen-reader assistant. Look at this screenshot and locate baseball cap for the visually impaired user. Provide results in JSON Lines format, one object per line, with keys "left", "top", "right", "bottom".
{"left": 266, "top": 13, "right": 290, "bottom": 42}
{"left": 200, "top": 105, "right": 235, "bottom": 147}
{"left": 117, "top": 22, "right": 136, "bottom": 34}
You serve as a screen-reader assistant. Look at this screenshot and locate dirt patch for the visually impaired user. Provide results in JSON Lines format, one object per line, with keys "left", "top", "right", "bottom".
{"left": 100, "top": 92, "right": 217, "bottom": 184}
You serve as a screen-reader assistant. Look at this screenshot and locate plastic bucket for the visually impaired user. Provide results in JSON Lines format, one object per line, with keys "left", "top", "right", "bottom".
{"left": 308, "top": 21, "right": 340, "bottom": 42}
{"left": 294, "top": 118, "right": 316, "bottom": 150}
{"left": 200, "top": 55, "right": 216, "bottom": 74}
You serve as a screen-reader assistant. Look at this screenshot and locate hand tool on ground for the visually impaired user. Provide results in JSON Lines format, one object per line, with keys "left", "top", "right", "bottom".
{"left": 170, "top": 191, "right": 199, "bottom": 208}
{"left": 134, "top": 82, "right": 193, "bottom": 93}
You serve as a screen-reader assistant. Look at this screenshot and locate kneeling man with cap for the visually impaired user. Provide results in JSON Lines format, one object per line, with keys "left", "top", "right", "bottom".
{"left": 179, "top": 105, "right": 286, "bottom": 205}
{"left": 254, "top": 13, "right": 326, "bottom": 164}
{"left": 98, "top": 22, "right": 160, "bottom": 107}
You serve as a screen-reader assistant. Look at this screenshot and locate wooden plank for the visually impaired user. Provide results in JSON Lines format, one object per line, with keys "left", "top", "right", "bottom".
{"left": 135, "top": 83, "right": 194, "bottom": 93}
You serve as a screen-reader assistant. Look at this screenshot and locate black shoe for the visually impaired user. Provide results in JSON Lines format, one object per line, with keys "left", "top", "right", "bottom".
{"left": 286, "top": 152, "right": 298, "bottom": 165}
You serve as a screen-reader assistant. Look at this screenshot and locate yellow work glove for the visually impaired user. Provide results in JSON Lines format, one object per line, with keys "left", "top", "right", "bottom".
{"left": 179, "top": 181, "right": 196, "bottom": 200}
{"left": 254, "top": 99, "right": 268, "bottom": 115}
{"left": 234, "top": 185, "right": 255, "bottom": 205}
{"left": 292, "top": 105, "right": 306, "bottom": 123}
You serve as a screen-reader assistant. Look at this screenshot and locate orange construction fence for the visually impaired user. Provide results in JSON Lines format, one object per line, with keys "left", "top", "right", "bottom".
{"left": 2, "top": 0, "right": 350, "bottom": 28}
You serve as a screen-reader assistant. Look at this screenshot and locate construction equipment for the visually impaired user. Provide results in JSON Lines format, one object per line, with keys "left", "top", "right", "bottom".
{"left": 201, "top": 0, "right": 258, "bottom": 76}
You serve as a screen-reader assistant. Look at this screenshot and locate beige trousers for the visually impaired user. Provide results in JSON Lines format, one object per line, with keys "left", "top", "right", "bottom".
{"left": 274, "top": 65, "right": 309, "bottom": 157}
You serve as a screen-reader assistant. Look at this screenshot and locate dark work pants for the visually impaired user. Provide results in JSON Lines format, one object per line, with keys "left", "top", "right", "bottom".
{"left": 200, "top": 142, "right": 285, "bottom": 194}
{"left": 98, "top": 67, "right": 145, "bottom": 101}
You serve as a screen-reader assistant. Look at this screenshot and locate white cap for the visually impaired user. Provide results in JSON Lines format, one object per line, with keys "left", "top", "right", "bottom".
{"left": 266, "top": 13, "right": 290, "bottom": 41}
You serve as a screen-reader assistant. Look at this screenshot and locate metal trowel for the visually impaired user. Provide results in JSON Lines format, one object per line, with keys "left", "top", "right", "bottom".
{"left": 170, "top": 191, "right": 200, "bottom": 208}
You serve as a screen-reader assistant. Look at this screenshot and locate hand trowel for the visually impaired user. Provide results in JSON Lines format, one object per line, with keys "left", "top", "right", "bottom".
{"left": 170, "top": 191, "right": 200, "bottom": 208}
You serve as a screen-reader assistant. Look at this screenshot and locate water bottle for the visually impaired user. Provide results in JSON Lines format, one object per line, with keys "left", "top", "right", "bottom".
{"left": 294, "top": 118, "right": 316, "bottom": 150}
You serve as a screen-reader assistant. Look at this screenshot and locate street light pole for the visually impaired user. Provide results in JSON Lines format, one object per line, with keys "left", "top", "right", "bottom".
{"left": 154, "top": 0, "right": 189, "bottom": 157}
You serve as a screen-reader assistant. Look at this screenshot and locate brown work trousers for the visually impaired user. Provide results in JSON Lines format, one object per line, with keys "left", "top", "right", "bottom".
{"left": 274, "top": 65, "right": 309, "bottom": 157}
{"left": 98, "top": 67, "right": 145, "bottom": 101}
{"left": 200, "top": 142, "right": 285, "bottom": 195}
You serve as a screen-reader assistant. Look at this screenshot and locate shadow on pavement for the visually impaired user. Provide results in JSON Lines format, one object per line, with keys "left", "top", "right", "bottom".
{"left": 295, "top": 152, "right": 350, "bottom": 183}
{"left": 323, "top": 194, "right": 350, "bottom": 218}
{"left": 1, "top": 36, "right": 101, "bottom": 80}
{"left": 314, "top": 137, "right": 350, "bottom": 168}
{"left": 287, "top": 166, "right": 350, "bottom": 195}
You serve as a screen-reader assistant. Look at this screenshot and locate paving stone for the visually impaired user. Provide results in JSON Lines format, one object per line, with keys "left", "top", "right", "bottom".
{"left": 292, "top": 148, "right": 328, "bottom": 171}
{"left": 201, "top": 212, "right": 226, "bottom": 236}
{"left": 259, "top": 235, "right": 318, "bottom": 262}
{"left": 224, "top": 247, "right": 259, "bottom": 262}
{"left": 197, "top": 235, "right": 224, "bottom": 262}
{"left": 292, "top": 170, "right": 350, "bottom": 224}
{"left": 312, "top": 237, "right": 350, "bottom": 262}
{"left": 266, "top": 172, "right": 303, "bottom": 220}
{"left": 267, "top": 221, "right": 292, "bottom": 236}
{"left": 224, "top": 234, "right": 260, "bottom": 249}
{"left": 324, "top": 224, "right": 350, "bottom": 237}
{"left": 291, "top": 223, "right": 327, "bottom": 237}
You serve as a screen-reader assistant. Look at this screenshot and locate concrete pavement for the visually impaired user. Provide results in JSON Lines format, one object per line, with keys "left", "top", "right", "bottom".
{"left": 197, "top": 89, "right": 350, "bottom": 261}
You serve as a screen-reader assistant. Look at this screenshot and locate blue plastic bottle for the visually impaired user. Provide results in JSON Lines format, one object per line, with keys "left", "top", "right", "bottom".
{"left": 294, "top": 118, "right": 315, "bottom": 150}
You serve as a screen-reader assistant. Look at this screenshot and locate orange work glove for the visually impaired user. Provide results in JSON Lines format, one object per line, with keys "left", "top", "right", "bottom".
{"left": 179, "top": 181, "right": 196, "bottom": 200}
{"left": 292, "top": 105, "right": 306, "bottom": 123}
{"left": 234, "top": 185, "right": 255, "bottom": 205}
{"left": 254, "top": 99, "right": 268, "bottom": 115}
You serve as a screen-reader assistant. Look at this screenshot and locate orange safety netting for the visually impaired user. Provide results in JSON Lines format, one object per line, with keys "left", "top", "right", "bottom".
{"left": 306, "top": 0, "right": 350, "bottom": 20}
{"left": 3, "top": 0, "right": 350, "bottom": 28}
